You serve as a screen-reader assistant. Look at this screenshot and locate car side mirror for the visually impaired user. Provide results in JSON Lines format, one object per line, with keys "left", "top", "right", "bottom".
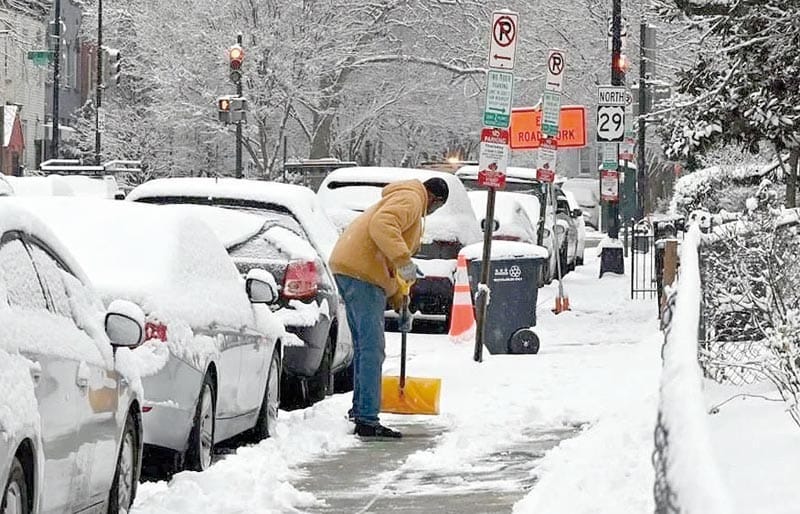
{"left": 571, "top": 208, "right": 582, "bottom": 218}
{"left": 105, "top": 299, "right": 145, "bottom": 347}
{"left": 481, "top": 218, "right": 500, "bottom": 231}
{"left": 246, "top": 268, "right": 279, "bottom": 305}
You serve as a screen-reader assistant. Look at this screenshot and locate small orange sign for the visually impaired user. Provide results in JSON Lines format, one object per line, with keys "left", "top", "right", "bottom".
{"left": 510, "top": 105, "right": 587, "bottom": 150}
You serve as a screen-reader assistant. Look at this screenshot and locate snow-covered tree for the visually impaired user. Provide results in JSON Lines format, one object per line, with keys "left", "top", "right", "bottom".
{"left": 658, "top": 0, "right": 800, "bottom": 206}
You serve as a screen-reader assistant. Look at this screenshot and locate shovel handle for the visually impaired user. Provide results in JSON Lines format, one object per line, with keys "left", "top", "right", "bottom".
{"left": 400, "top": 295, "right": 409, "bottom": 389}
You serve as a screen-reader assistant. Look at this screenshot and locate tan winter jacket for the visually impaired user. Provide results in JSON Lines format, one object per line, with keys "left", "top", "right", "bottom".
{"left": 329, "top": 179, "right": 428, "bottom": 298}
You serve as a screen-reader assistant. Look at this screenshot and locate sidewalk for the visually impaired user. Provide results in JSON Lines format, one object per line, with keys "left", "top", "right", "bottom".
{"left": 131, "top": 253, "right": 664, "bottom": 514}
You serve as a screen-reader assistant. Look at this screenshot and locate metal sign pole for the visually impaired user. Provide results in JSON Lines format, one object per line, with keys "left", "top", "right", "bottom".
{"left": 235, "top": 33, "right": 243, "bottom": 179}
{"left": 474, "top": 186, "right": 496, "bottom": 362}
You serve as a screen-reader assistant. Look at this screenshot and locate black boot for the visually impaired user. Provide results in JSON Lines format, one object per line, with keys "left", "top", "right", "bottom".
{"left": 354, "top": 423, "right": 402, "bottom": 439}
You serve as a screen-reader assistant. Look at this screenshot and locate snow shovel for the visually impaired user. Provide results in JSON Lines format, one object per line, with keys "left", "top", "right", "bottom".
{"left": 380, "top": 277, "right": 441, "bottom": 416}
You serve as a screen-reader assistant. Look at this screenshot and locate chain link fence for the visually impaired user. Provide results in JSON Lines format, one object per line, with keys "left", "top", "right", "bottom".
{"left": 652, "top": 227, "right": 733, "bottom": 514}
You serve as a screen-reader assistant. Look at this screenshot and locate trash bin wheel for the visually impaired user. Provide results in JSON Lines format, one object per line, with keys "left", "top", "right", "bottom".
{"left": 508, "top": 329, "right": 540, "bottom": 354}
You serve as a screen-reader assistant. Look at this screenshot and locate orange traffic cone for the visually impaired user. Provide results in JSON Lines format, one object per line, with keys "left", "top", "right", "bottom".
{"left": 449, "top": 254, "right": 476, "bottom": 342}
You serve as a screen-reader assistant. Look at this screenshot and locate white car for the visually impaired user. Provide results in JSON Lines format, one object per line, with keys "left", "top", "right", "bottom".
{"left": 467, "top": 191, "right": 552, "bottom": 286}
{"left": 457, "top": 165, "right": 567, "bottom": 282}
{"left": 561, "top": 177, "right": 600, "bottom": 230}
{"left": 21, "top": 198, "right": 284, "bottom": 474}
{"left": 563, "top": 190, "right": 587, "bottom": 265}
{"left": 126, "top": 178, "right": 354, "bottom": 405}
{"left": 318, "top": 167, "right": 482, "bottom": 327}
{"left": 0, "top": 200, "right": 145, "bottom": 514}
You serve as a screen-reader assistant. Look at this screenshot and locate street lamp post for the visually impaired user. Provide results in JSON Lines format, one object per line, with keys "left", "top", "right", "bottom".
{"left": 94, "top": 0, "right": 103, "bottom": 165}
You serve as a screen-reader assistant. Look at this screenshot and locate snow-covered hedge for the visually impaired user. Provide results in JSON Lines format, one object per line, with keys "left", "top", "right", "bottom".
{"left": 670, "top": 162, "right": 778, "bottom": 216}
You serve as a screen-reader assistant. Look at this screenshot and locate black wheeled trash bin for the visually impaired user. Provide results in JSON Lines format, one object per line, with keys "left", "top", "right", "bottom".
{"left": 460, "top": 241, "right": 547, "bottom": 355}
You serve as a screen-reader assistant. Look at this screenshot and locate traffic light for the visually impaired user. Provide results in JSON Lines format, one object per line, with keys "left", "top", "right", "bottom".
{"left": 613, "top": 54, "right": 630, "bottom": 75}
{"left": 228, "top": 45, "right": 245, "bottom": 83}
{"left": 101, "top": 46, "right": 122, "bottom": 88}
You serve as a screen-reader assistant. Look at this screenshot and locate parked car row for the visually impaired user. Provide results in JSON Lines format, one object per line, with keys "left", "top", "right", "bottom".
{"left": 0, "top": 188, "right": 343, "bottom": 511}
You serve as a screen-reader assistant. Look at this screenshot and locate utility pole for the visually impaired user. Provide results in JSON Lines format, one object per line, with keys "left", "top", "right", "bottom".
{"left": 94, "top": 0, "right": 103, "bottom": 165}
{"left": 637, "top": 21, "right": 648, "bottom": 218}
{"left": 609, "top": 0, "right": 623, "bottom": 239}
{"left": 51, "top": 0, "right": 62, "bottom": 159}
{"left": 235, "top": 33, "right": 243, "bottom": 179}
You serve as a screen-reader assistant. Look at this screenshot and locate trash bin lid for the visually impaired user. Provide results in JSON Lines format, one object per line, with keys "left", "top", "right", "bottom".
{"left": 459, "top": 240, "right": 549, "bottom": 261}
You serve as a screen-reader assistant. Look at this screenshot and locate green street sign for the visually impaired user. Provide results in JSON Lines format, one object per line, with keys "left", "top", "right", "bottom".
{"left": 482, "top": 70, "right": 514, "bottom": 129}
{"left": 540, "top": 90, "right": 562, "bottom": 137}
{"left": 27, "top": 50, "right": 54, "bottom": 66}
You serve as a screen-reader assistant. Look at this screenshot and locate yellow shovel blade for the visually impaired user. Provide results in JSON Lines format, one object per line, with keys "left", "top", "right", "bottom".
{"left": 380, "top": 375, "right": 441, "bottom": 415}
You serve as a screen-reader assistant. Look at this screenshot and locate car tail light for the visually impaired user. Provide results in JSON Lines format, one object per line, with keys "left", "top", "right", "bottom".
{"left": 142, "top": 406, "right": 153, "bottom": 413}
{"left": 283, "top": 260, "right": 318, "bottom": 300}
{"left": 493, "top": 234, "right": 521, "bottom": 242}
{"left": 145, "top": 322, "right": 168, "bottom": 342}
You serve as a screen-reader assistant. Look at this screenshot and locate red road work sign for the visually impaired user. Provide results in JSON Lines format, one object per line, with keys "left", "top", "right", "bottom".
{"left": 478, "top": 127, "right": 509, "bottom": 189}
{"left": 536, "top": 137, "right": 558, "bottom": 183}
{"left": 601, "top": 169, "right": 619, "bottom": 202}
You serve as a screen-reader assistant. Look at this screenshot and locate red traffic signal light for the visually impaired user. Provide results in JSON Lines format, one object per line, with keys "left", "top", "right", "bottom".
{"left": 228, "top": 45, "right": 244, "bottom": 70}
{"left": 613, "top": 54, "right": 630, "bottom": 74}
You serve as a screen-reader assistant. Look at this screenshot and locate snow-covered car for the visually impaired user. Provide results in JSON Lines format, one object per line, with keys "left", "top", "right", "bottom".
{"left": 457, "top": 165, "right": 567, "bottom": 280}
{"left": 467, "top": 191, "right": 552, "bottom": 286}
{"left": 318, "top": 167, "right": 482, "bottom": 327}
{"left": 20, "top": 198, "right": 284, "bottom": 474}
{"left": 561, "top": 177, "right": 600, "bottom": 230}
{"left": 0, "top": 201, "right": 145, "bottom": 514}
{"left": 563, "top": 190, "right": 587, "bottom": 265}
{"left": 552, "top": 187, "right": 584, "bottom": 270}
{"left": 3, "top": 174, "right": 123, "bottom": 199}
{"left": 125, "top": 178, "right": 353, "bottom": 405}
{"left": 0, "top": 175, "right": 12, "bottom": 196}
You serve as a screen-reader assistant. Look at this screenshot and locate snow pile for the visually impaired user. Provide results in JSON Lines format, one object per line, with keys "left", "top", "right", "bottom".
{"left": 318, "top": 167, "right": 482, "bottom": 245}
{"left": 264, "top": 226, "right": 317, "bottom": 261}
{"left": 274, "top": 299, "right": 330, "bottom": 328}
{"left": 163, "top": 204, "right": 267, "bottom": 249}
{"left": 0, "top": 349, "right": 40, "bottom": 443}
{"left": 657, "top": 226, "right": 734, "bottom": 514}
{"left": 4, "top": 175, "right": 120, "bottom": 199}
{"left": 132, "top": 396, "right": 359, "bottom": 514}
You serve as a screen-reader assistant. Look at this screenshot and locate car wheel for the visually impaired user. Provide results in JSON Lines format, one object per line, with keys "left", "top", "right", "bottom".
{"left": 308, "top": 334, "right": 334, "bottom": 403}
{"left": 108, "top": 413, "right": 139, "bottom": 514}
{"left": 250, "top": 348, "right": 281, "bottom": 441}
{"left": 1, "top": 457, "right": 28, "bottom": 514}
{"left": 185, "top": 374, "right": 215, "bottom": 471}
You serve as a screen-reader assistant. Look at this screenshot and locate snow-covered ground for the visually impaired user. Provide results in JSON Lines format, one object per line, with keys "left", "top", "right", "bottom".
{"left": 132, "top": 252, "right": 663, "bottom": 513}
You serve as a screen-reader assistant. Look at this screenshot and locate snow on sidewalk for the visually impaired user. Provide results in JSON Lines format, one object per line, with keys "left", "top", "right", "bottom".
{"left": 705, "top": 381, "right": 800, "bottom": 514}
{"left": 132, "top": 254, "right": 662, "bottom": 513}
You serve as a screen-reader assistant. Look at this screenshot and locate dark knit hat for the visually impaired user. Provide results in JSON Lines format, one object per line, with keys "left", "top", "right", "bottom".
{"left": 423, "top": 177, "right": 449, "bottom": 202}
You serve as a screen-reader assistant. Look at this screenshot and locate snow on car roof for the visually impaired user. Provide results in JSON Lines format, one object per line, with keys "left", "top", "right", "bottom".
{"left": 4, "top": 175, "right": 120, "bottom": 199}
{"left": 126, "top": 177, "right": 338, "bottom": 259}
{"left": 15, "top": 197, "right": 255, "bottom": 330}
{"left": 318, "top": 166, "right": 481, "bottom": 245}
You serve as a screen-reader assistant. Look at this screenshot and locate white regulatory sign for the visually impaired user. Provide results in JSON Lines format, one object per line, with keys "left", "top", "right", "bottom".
{"left": 545, "top": 49, "right": 565, "bottom": 92}
{"left": 488, "top": 11, "right": 519, "bottom": 70}
{"left": 596, "top": 105, "right": 625, "bottom": 143}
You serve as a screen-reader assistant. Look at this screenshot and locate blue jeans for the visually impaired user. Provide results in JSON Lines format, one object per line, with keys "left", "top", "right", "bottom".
{"left": 334, "top": 274, "right": 386, "bottom": 426}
